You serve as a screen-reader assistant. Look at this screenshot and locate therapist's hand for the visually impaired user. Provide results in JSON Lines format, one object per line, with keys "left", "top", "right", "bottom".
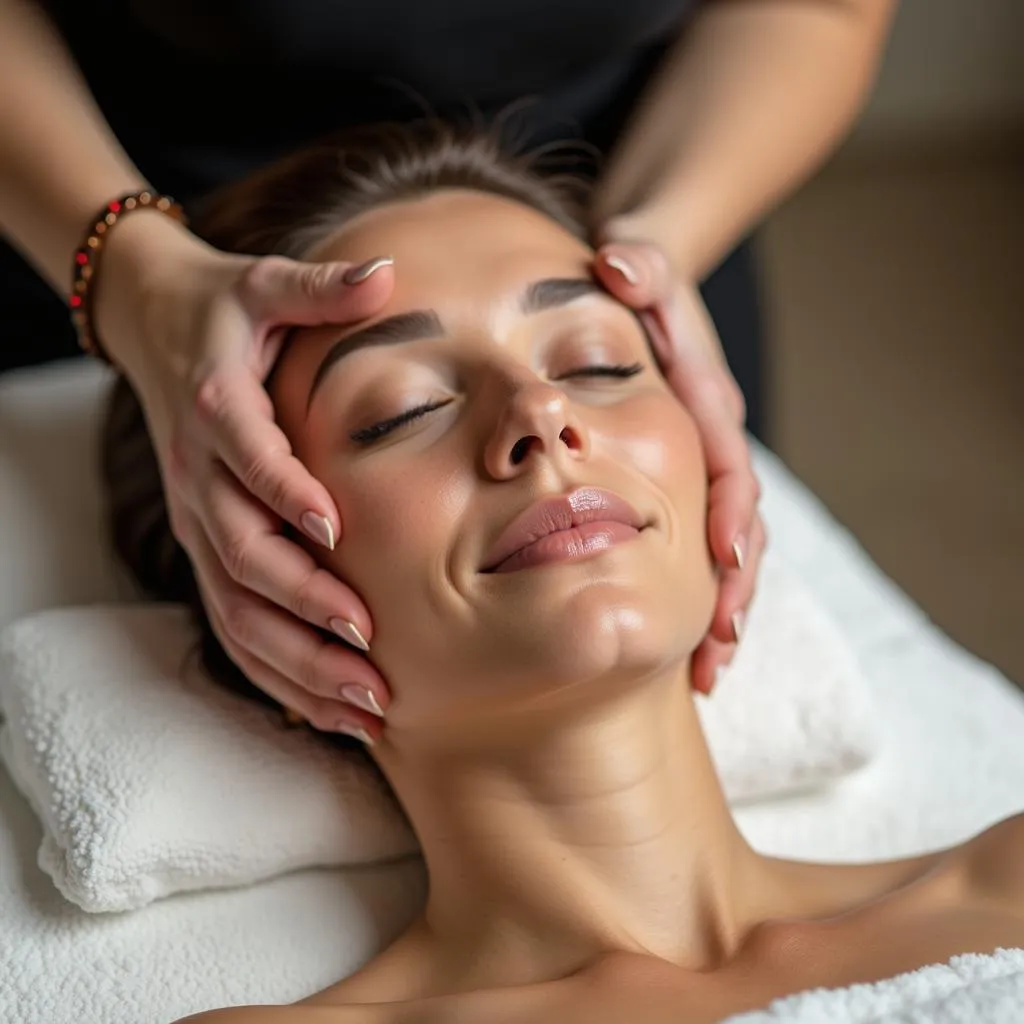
{"left": 94, "top": 215, "right": 394, "bottom": 740}
{"left": 594, "top": 231, "right": 765, "bottom": 697}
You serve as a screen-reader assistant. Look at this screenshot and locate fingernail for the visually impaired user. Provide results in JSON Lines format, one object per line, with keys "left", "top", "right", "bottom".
{"left": 329, "top": 617, "right": 370, "bottom": 652}
{"left": 300, "top": 512, "right": 335, "bottom": 551}
{"left": 731, "top": 537, "right": 745, "bottom": 571}
{"left": 604, "top": 254, "right": 638, "bottom": 285}
{"left": 337, "top": 721, "right": 376, "bottom": 746}
{"left": 340, "top": 684, "right": 385, "bottom": 718}
{"left": 731, "top": 610, "right": 744, "bottom": 644}
{"left": 343, "top": 255, "right": 394, "bottom": 285}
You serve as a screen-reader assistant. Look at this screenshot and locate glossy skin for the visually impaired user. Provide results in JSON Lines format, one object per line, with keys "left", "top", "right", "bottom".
{"left": 176, "top": 190, "right": 1024, "bottom": 1024}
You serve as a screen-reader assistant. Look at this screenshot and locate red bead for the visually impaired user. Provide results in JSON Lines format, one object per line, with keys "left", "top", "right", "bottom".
{"left": 108, "top": 200, "right": 121, "bottom": 213}
{"left": 75, "top": 251, "right": 89, "bottom": 266}
{"left": 69, "top": 294, "right": 82, "bottom": 308}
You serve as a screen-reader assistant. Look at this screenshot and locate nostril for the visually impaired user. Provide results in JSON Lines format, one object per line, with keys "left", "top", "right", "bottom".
{"left": 559, "top": 426, "right": 584, "bottom": 450}
{"left": 510, "top": 437, "right": 533, "bottom": 465}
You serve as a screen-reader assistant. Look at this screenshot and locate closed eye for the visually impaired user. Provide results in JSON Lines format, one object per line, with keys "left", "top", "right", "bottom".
{"left": 349, "top": 400, "right": 453, "bottom": 444}
{"left": 553, "top": 362, "right": 644, "bottom": 380}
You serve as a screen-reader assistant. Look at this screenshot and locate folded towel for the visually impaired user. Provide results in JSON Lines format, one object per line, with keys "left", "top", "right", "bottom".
{"left": 723, "top": 947, "right": 1024, "bottom": 1024}
{"left": 0, "top": 549, "right": 879, "bottom": 913}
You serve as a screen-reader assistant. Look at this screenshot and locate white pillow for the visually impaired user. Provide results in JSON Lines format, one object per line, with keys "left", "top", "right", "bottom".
{"left": 0, "top": 548, "right": 878, "bottom": 913}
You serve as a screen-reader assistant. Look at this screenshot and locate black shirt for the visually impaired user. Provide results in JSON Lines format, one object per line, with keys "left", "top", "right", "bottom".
{"left": 43, "top": 0, "right": 697, "bottom": 202}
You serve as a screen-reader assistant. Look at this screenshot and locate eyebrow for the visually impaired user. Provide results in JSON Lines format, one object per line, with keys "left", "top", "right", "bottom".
{"left": 306, "top": 276, "right": 603, "bottom": 409}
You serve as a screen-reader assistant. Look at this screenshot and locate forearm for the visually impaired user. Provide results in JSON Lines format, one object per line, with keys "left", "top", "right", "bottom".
{"left": 0, "top": 0, "right": 172, "bottom": 294}
{"left": 592, "top": 0, "right": 897, "bottom": 279}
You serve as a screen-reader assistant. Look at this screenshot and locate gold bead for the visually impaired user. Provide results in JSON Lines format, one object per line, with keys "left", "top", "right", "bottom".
{"left": 95, "top": 222, "right": 106, "bottom": 234}
{"left": 87, "top": 236, "right": 100, "bottom": 248}
{"left": 124, "top": 197, "right": 137, "bottom": 209}
{"left": 81, "top": 265, "right": 93, "bottom": 281}
{"left": 105, "top": 211, "right": 117, "bottom": 225}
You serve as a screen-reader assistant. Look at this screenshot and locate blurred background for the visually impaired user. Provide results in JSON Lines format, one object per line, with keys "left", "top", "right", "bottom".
{"left": 757, "top": 0, "right": 1024, "bottom": 687}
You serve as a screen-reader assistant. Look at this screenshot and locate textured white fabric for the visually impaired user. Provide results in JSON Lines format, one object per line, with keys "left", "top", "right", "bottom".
{"left": 2, "top": 361, "right": 1023, "bottom": 1024}
{"left": 0, "top": 546, "right": 876, "bottom": 913}
{"left": 725, "top": 948, "right": 1024, "bottom": 1024}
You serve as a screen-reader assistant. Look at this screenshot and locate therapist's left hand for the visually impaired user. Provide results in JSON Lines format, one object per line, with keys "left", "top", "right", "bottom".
{"left": 593, "top": 228, "right": 766, "bottom": 697}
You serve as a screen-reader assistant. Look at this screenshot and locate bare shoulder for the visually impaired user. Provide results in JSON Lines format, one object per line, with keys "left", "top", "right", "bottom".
{"left": 171, "top": 1005, "right": 377, "bottom": 1024}
{"left": 171, "top": 1009, "right": 289, "bottom": 1024}
{"left": 960, "top": 812, "right": 1024, "bottom": 911}
{"left": 171, "top": 1009, "right": 300, "bottom": 1024}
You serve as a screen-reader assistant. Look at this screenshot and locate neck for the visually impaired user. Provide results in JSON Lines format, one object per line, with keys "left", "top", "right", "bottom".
{"left": 374, "top": 666, "right": 781, "bottom": 991}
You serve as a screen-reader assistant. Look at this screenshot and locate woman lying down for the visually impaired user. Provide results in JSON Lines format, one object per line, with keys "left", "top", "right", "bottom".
{"left": 101, "top": 122, "right": 1024, "bottom": 1024}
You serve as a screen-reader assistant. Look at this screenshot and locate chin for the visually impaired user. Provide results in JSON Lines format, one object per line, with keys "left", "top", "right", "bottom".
{"left": 483, "top": 553, "right": 712, "bottom": 692}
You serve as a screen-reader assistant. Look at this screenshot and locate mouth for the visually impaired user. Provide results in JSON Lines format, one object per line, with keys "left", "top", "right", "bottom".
{"left": 480, "top": 486, "right": 648, "bottom": 574}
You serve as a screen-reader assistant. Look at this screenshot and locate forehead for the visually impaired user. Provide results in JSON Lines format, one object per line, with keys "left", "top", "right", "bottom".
{"left": 271, "top": 190, "right": 609, "bottom": 413}
{"left": 307, "top": 189, "right": 593, "bottom": 310}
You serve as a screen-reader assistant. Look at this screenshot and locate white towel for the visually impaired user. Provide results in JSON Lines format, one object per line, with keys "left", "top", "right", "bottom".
{"left": 724, "top": 947, "right": 1024, "bottom": 1024}
{"left": 0, "top": 549, "right": 879, "bottom": 914}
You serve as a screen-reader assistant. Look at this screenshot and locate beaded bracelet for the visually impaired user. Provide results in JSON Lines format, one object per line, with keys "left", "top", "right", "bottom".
{"left": 69, "top": 190, "right": 188, "bottom": 363}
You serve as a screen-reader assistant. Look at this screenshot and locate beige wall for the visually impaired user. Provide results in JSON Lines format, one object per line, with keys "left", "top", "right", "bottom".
{"left": 849, "top": 0, "right": 1024, "bottom": 148}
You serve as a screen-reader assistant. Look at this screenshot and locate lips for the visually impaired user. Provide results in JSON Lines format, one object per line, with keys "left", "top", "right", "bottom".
{"left": 480, "top": 487, "right": 646, "bottom": 573}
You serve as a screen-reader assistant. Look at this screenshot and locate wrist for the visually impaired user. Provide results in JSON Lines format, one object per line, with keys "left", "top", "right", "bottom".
{"left": 90, "top": 209, "right": 213, "bottom": 372}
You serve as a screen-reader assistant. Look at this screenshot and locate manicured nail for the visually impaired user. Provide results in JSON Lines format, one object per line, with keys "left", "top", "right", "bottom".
{"left": 343, "top": 255, "right": 394, "bottom": 285}
{"left": 340, "top": 684, "right": 384, "bottom": 718}
{"left": 337, "top": 721, "right": 376, "bottom": 746}
{"left": 300, "top": 512, "right": 335, "bottom": 551}
{"left": 604, "top": 254, "right": 638, "bottom": 285}
{"left": 329, "top": 617, "right": 370, "bottom": 652}
{"left": 731, "top": 610, "right": 745, "bottom": 644}
{"left": 731, "top": 537, "right": 745, "bottom": 571}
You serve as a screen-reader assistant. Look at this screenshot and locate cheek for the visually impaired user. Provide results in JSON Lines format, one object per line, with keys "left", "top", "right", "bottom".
{"left": 315, "top": 451, "right": 471, "bottom": 631}
{"left": 603, "top": 393, "right": 707, "bottom": 506}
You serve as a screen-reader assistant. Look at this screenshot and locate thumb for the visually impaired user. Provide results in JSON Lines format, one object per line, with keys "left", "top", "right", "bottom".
{"left": 240, "top": 254, "right": 395, "bottom": 328}
{"left": 593, "top": 241, "right": 673, "bottom": 313}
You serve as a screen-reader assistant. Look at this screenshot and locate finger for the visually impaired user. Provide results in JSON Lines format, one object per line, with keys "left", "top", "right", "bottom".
{"left": 187, "top": 522, "right": 389, "bottom": 715}
{"left": 594, "top": 242, "right": 724, "bottom": 371}
{"left": 199, "top": 460, "right": 374, "bottom": 648}
{"left": 664, "top": 359, "right": 752, "bottom": 485}
{"left": 201, "top": 586, "right": 383, "bottom": 743}
{"left": 706, "top": 461, "right": 761, "bottom": 571}
{"left": 593, "top": 241, "right": 673, "bottom": 312}
{"left": 193, "top": 367, "right": 344, "bottom": 551}
{"left": 691, "top": 636, "right": 736, "bottom": 696}
{"left": 706, "top": 512, "right": 766, "bottom": 645}
{"left": 238, "top": 254, "right": 395, "bottom": 329}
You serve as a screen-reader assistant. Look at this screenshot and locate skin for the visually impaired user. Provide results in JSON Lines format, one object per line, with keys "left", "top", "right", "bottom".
{"left": 177, "top": 190, "right": 1024, "bottom": 1024}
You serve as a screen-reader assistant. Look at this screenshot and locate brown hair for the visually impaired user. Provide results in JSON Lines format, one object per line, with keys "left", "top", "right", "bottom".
{"left": 101, "top": 119, "right": 591, "bottom": 758}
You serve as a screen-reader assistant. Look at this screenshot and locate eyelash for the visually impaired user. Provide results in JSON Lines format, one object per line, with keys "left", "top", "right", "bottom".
{"left": 348, "top": 362, "right": 644, "bottom": 445}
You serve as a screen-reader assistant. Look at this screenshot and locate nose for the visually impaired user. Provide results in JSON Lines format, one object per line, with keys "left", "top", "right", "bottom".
{"left": 483, "top": 377, "right": 589, "bottom": 480}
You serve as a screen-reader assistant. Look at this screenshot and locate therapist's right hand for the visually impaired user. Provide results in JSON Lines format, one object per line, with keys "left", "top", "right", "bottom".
{"left": 92, "top": 213, "right": 394, "bottom": 743}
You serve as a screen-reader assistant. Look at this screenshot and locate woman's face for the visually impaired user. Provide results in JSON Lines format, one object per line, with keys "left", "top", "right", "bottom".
{"left": 272, "top": 189, "right": 716, "bottom": 741}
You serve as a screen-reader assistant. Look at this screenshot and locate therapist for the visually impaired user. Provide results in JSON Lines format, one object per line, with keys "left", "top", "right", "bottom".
{"left": 0, "top": 0, "right": 895, "bottom": 726}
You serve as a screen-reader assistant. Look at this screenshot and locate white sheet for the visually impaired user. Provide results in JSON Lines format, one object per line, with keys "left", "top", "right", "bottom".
{"left": 2, "top": 364, "right": 1023, "bottom": 1023}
